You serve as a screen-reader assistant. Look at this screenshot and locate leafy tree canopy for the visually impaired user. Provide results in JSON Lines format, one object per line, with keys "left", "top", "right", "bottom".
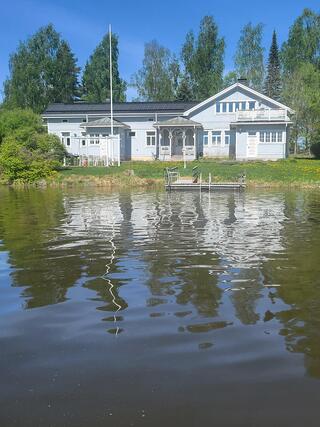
{"left": 181, "top": 16, "right": 225, "bottom": 100}
{"left": 281, "top": 8, "right": 320, "bottom": 76}
{"left": 4, "top": 24, "right": 79, "bottom": 113}
{"left": 283, "top": 63, "right": 320, "bottom": 148}
{"left": 234, "top": 22, "right": 265, "bottom": 90}
{"left": 222, "top": 71, "right": 238, "bottom": 88}
{"left": 132, "top": 40, "right": 179, "bottom": 101}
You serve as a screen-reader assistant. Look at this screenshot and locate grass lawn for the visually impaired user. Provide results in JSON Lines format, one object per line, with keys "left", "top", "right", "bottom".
{"left": 58, "top": 158, "right": 320, "bottom": 186}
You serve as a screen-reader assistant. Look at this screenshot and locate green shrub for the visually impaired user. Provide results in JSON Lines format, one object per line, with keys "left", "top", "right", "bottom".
{"left": 0, "top": 140, "right": 60, "bottom": 183}
{"left": 0, "top": 108, "right": 43, "bottom": 145}
{"left": 0, "top": 108, "right": 66, "bottom": 183}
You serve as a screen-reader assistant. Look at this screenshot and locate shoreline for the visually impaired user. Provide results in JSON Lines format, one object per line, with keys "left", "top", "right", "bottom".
{"left": 2, "top": 174, "right": 320, "bottom": 190}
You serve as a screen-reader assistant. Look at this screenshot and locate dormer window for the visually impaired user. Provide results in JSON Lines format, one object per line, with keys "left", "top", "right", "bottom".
{"left": 216, "top": 101, "right": 251, "bottom": 113}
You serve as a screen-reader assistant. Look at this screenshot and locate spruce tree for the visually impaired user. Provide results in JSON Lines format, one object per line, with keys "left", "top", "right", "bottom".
{"left": 175, "top": 77, "right": 193, "bottom": 101}
{"left": 264, "top": 31, "right": 282, "bottom": 100}
{"left": 82, "top": 31, "right": 126, "bottom": 102}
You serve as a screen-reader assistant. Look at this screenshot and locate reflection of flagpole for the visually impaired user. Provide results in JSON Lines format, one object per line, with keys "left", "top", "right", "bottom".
{"left": 109, "top": 24, "right": 113, "bottom": 138}
{"left": 109, "top": 24, "right": 120, "bottom": 167}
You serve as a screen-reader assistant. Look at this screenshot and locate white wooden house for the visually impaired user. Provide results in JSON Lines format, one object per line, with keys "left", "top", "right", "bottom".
{"left": 43, "top": 80, "right": 293, "bottom": 164}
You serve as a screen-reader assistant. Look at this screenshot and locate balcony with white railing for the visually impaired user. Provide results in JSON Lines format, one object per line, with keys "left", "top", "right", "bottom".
{"left": 236, "top": 109, "right": 289, "bottom": 122}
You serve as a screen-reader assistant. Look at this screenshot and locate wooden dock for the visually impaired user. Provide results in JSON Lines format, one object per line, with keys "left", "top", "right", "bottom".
{"left": 164, "top": 167, "right": 246, "bottom": 192}
{"left": 165, "top": 181, "right": 245, "bottom": 191}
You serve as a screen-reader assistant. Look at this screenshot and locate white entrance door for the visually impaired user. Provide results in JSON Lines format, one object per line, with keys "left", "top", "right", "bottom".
{"left": 247, "top": 133, "right": 258, "bottom": 158}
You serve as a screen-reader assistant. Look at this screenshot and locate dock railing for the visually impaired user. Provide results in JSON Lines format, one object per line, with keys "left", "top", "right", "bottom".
{"left": 164, "top": 167, "right": 180, "bottom": 186}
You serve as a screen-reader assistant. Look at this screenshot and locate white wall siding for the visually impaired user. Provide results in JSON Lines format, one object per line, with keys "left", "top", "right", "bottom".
{"left": 44, "top": 83, "right": 291, "bottom": 162}
{"left": 235, "top": 125, "right": 287, "bottom": 160}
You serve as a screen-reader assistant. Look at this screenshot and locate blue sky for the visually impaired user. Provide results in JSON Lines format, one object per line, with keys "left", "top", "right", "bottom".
{"left": 1, "top": 0, "right": 319, "bottom": 100}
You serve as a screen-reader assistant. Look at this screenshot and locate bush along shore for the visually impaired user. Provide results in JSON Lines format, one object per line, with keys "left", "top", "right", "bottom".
{"left": 16, "top": 158, "right": 320, "bottom": 189}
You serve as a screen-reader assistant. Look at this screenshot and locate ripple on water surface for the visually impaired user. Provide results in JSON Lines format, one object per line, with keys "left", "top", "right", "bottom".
{"left": 0, "top": 188, "right": 320, "bottom": 426}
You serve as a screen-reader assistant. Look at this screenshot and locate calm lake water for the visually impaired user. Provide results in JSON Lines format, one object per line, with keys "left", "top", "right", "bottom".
{"left": 1, "top": 187, "right": 320, "bottom": 426}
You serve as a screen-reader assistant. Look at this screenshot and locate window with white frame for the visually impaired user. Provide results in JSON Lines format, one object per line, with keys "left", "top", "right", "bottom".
{"left": 224, "top": 131, "right": 231, "bottom": 145}
{"left": 216, "top": 101, "right": 257, "bottom": 113}
{"left": 260, "top": 131, "right": 283, "bottom": 143}
{"left": 266, "top": 132, "right": 271, "bottom": 142}
{"left": 212, "top": 131, "right": 221, "bottom": 145}
{"left": 259, "top": 132, "right": 264, "bottom": 142}
{"left": 203, "top": 131, "right": 209, "bottom": 146}
{"left": 146, "top": 131, "right": 156, "bottom": 146}
{"left": 89, "top": 133, "right": 100, "bottom": 144}
{"left": 61, "top": 132, "right": 71, "bottom": 146}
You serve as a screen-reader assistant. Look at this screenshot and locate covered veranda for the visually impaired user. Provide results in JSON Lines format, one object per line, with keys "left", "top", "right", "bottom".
{"left": 154, "top": 117, "right": 202, "bottom": 161}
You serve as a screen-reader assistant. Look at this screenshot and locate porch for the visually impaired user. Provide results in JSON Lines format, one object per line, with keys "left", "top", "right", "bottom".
{"left": 154, "top": 116, "right": 202, "bottom": 161}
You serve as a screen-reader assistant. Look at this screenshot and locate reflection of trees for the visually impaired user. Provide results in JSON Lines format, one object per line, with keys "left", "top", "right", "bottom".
{"left": 0, "top": 188, "right": 127, "bottom": 311}
{"left": 0, "top": 188, "right": 79, "bottom": 308}
{"left": 261, "top": 191, "right": 320, "bottom": 379}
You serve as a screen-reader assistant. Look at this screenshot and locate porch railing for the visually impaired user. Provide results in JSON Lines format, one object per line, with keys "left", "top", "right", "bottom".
{"left": 236, "top": 109, "right": 288, "bottom": 122}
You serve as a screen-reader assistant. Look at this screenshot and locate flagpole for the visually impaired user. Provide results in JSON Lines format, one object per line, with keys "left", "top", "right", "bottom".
{"left": 109, "top": 24, "right": 113, "bottom": 138}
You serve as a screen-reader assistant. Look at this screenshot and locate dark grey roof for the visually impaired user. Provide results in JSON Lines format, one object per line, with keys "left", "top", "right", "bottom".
{"left": 154, "top": 116, "right": 202, "bottom": 127}
{"left": 80, "top": 117, "right": 129, "bottom": 128}
{"left": 44, "top": 101, "right": 198, "bottom": 115}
